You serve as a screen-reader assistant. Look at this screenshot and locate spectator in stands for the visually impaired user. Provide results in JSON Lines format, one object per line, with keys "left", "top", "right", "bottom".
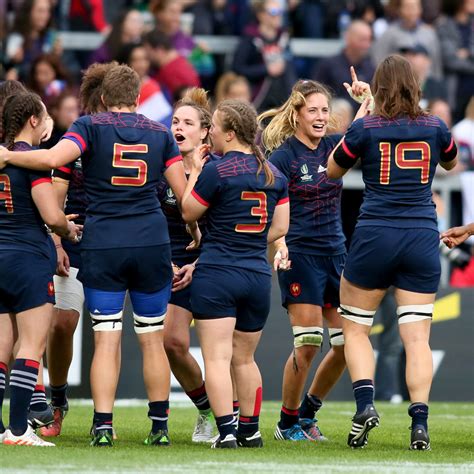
{"left": 215, "top": 72, "right": 252, "bottom": 104}
{"left": 88, "top": 9, "right": 144, "bottom": 65}
{"left": 313, "top": 20, "right": 375, "bottom": 113}
{"left": 28, "top": 53, "right": 73, "bottom": 108}
{"left": 143, "top": 30, "right": 200, "bottom": 103}
{"left": 328, "top": 97, "right": 354, "bottom": 134}
{"left": 350, "top": 0, "right": 388, "bottom": 39}
{"left": 428, "top": 98, "right": 453, "bottom": 127}
{"left": 372, "top": 0, "right": 443, "bottom": 78}
{"left": 5, "top": 0, "right": 61, "bottom": 80}
{"left": 232, "top": 0, "right": 296, "bottom": 112}
{"left": 190, "top": 0, "right": 233, "bottom": 36}
{"left": 119, "top": 42, "right": 172, "bottom": 127}
{"left": 150, "top": 0, "right": 196, "bottom": 58}
{"left": 68, "top": 0, "right": 109, "bottom": 33}
{"left": 436, "top": 0, "right": 474, "bottom": 122}
{"left": 40, "top": 92, "right": 80, "bottom": 149}
{"left": 399, "top": 44, "right": 448, "bottom": 108}
{"left": 452, "top": 96, "right": 474, "bottom": 169}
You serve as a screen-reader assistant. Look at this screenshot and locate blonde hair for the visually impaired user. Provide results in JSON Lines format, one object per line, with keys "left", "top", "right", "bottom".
{"left": 215, "top": 72, "right": 251, "bottom": 104}
{"left": 174, "top": 87, "right": 212, "bottom": 144}
{"left": 258, "top": 80, "right": 334, "bottom": 153}
{"left": 217, "top": 99, "right": 275, "bottom": 186}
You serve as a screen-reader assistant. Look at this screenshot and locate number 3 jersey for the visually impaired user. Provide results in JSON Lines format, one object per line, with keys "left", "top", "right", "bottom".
{"left": 62, "top": 112, "right": 182, "bottom": 249}
{"left": 335, "top": 115, "right": 457, "bottom": 231}
{"left": 0, "top": 141, "right": 51, "bottom": 258}
{"left": 191, "top": 151, "right": 288, "bottom": 275}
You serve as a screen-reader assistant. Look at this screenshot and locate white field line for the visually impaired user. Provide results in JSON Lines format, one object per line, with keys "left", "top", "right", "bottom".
{"left": 3, "top": 462, "right": 474, "bottom": 474}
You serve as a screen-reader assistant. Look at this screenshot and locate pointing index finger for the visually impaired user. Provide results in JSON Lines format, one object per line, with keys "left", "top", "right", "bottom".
{"left": 350, "top": 66, "right": 358, "bottom": 83}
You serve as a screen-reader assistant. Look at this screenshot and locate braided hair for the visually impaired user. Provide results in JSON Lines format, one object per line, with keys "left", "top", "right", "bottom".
{"left": 2, "top": 92, "right": 45, "bottom": 150}
{"left": 0, "top": 80, "right": 28, "bottom": 142}
{"left": 217, "top": 99, "right": 275, "bottom": 187}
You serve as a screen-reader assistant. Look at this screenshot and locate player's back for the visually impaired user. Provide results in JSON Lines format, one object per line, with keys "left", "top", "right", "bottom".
{"left": 194, "top": 152, "right": 288, "bottom": 275}
{"left": 0, "top": 141, "right": 50, "bottom": 258}
{"left": 63, "top": 112, "right": 181, "bottom": 249}
{"left": 344, "top": 114, "right": 454, "bottom": 230}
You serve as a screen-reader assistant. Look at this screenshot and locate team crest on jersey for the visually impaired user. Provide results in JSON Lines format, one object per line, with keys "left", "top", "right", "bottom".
{"left": 165, "top": 187, "right": 176, "bottom": 204}
{"left": 47, "top": 281, "right": 55, "bottom": 297}
{"left": 300, "top": 164, "right": 313, "bottom": 182}
{"left": 290, "top": 282, "right": 301, "bottom": 297}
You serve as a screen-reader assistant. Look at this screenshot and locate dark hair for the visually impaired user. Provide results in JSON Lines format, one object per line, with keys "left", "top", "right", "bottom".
{"left": 12, "top": 0, "right": 53, "bottom": 50}
{"left": 103, "top": 10, "right": 140, "bottom": 61}
{"left": 117, "top": 42, "right": 145, "bottom": 66}
{"left": 149, "top": 0, "right": 174, "bottom": 14}
{"left": 440, "top": 0, "right": 465, "bottom": 16}
{"left": 217, "top": 99, "right": 275, "bottom": 186}
{"left": 101, "top": 64, "right": 140, "bottom": 108}
{"left": 28, "top": 53, "right": 71, "bottom": 95}
{"left": 372, "top": 54, "right": 426, "bottom": 119}
{"left": 80, "top": 61, "right": 118, "bottom": 114}
{"left": 2, "top": 92, "right": 45, "bottom": 150}
{"left": 142, "top": 29, "right": 173, "bottom": 51}
{"left": 0, "top": 80, "right": 28, "bottom": 141}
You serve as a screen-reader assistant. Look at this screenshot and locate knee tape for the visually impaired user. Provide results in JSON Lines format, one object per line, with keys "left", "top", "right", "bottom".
{"left": 90, "top": 311, "right": 123, "bottom": 331}
{"left": 338, "top": 304, "right": 376, "bottom": 326}
{"left": 397, "top": 304, "right": 433, "bottom": 325}
{"left": 293, "top": 326, "right": 323, "bottom": 349}
{"left": 133, "top": 312, "right": 166, "bottom": 334}
{"left": 328, "top": 328, "right": 344, "bottom": 346}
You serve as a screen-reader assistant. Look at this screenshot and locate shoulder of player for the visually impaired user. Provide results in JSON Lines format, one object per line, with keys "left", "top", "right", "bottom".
{"left": 267, "top": 161, "right": 286, "bottom": 181}
{"left": 268, "top": 140, "right": 294, "bottom": 163}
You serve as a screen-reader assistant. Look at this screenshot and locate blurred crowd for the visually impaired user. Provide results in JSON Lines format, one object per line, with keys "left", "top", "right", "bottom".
{"left": 1, "top": 0, "right": 473, "bottom": 284}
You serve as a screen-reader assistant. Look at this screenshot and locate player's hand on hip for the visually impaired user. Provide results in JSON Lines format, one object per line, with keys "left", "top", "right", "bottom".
{"left": 56, "top": 246, "right": 70, "bottom": 277}
{"left": 172, "top": 264, "right": 195, "bottom": 292}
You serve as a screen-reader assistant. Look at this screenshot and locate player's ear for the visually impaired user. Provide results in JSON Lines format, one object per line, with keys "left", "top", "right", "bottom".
{"left": 100, "top": 94, "right": 106, "bottom": 109}
{"left": 200, "top": 128, "right": 209, "bottom": 141}
{"left": 135, "top": 94, "right": 140, "bottom": 108}
{"left": 29, "top": 115, "right": 38, "bottom": 128}
{"left": 225, "top": 130, "right": 234, "bottom": 142}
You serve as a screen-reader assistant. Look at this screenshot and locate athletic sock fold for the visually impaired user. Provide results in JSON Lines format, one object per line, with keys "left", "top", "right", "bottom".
{"left": 186, "top": 383, "right": 211, "bottom": 413}
{"left": 30, "top": 384, "right": 48, "bottom": 412}
{"left": 9, "top": 358, "right": 39, "bottom": 435}
{"left": 93, "top": 411, "right": 113, "bottom": 434}
{"left": 50, "top": 383, "right": 68, "bottom": 407}
{"left": 279, "top": 405, "right": 299, "bottom": 430}
{"left": 408, "top": 402, "right": 429, "bottom": 430}
{"left": 148, "top": 400, "right": 169, "bottom": 432}
{"left": 299, "top": 393, "right": 323, "bottom": 420}
{"left": 353, "top": 379, "right": 375, "bottom": 413}
{"left": 215, "top": 414, "right": 236, "bottom": 439}
{"left": 238, "top": 415, "right": 259, "bottom": 437}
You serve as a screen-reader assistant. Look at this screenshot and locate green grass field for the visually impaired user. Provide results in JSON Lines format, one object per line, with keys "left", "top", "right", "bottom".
{"left": 2, "top": 401, "right": 473, "bottom": 473}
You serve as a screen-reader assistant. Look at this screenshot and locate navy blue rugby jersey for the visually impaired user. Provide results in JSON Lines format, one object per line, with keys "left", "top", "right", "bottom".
{"left": 62, "top": 112, "right": 182, "bottom": 249}
{"left": 157, "top": 154, "right": 219, "bottom": 266}
{"left": 191, "top": 151, "right": 288, "bottom": 276}
{"left": 337, "top": 115, "right": 456, "bottom": 231}
{"left": 53, "top": 158, "right": 87, "bottom": 268}
{"left": 0, "top": 141, "right": 52, "bottom": 258}
{"left": 269, "top": 135, "right": 346, "bottom": 255}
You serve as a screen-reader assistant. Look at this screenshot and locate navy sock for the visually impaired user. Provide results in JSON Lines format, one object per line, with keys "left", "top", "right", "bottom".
{"left": 186, "top": 384, "right": 210, "bottom": 413}
{"left": 278, "top": 406, "right": 299, "bottom": 430}
{"left": 215, "top": 414, "right": 236, "bottom": 439}
{"left": 93, "top": 411, "right": 113, "bottom": 434}
{"left": 238, "top": 415, "right": 259, "bottom": 436}
{"left": 353, "top": 379, "right": 374, "bottom": 413}
{"left": 0, "top": 361, "right": 6, "bottom": 432}
{"left": 9, "top": 359, "right": 39, "bottom": 435}
{"left": 30, "top": 384, "right": 48, "bottom": 412}
{"left": 408, "top": 402, "right": 428, "bottom": 430}
{"left": 299, "top": 393, "right": 323, "bottom": 420}
{"left": 148, "top": 400, "right": 169, "bottom": 433}
{"left": 50, "top": 383, "right": 68, "bottom": 407}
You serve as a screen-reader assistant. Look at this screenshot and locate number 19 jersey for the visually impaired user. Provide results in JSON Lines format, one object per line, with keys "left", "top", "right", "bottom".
{"left": 62, "top": 112, "right": 182, "bottom": 249}
{"left": 338, "top": 115, "right": 456, "bottom": 231}
{"left": 191, "top": 151, "right": 288, "bottom": 275}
